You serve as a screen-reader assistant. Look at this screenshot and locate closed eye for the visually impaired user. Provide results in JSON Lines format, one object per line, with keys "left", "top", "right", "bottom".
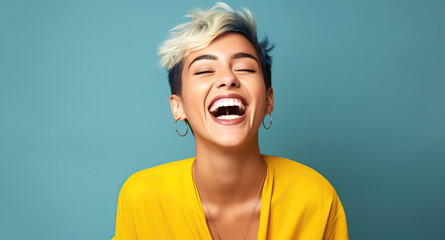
{"left": 194, "top": 70, "right": 215, "bottom": 75}
{"left": 237, "top": 69, "right": 256, "bottom": 73}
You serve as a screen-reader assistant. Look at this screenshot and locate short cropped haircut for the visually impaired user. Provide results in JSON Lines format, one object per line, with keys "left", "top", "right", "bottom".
{"left": 158, "top": 2, "right": 274, "bottom": 95}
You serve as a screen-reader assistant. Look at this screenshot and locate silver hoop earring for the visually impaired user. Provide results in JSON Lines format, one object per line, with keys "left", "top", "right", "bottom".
{"left": 175, "top": 119, "right": 189, "bottom": 137}
{"left": 262, "top": 113, "right": 272, "bottom": 130}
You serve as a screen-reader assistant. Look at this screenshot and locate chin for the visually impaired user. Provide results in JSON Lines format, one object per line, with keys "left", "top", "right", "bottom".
{"left": 210, "top": 128, "right": 258, "bottom": 149}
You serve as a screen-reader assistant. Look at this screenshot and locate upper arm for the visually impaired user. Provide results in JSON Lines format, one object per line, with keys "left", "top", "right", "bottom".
{"left": 112, "top": 184, "right": 138, "bottom": 240}
{"left": 323, "top": 189, "right": 349, "bottom": 240}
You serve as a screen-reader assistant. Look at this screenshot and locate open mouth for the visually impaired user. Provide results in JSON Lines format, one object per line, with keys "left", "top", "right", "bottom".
{"left": 208, "top": 97, "right": 247, "bottom": 120}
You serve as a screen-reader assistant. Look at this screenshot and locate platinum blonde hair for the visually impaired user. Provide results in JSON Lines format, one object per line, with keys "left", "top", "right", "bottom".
{"left": 158, "top": 2, "right": 256, "bottom": 70}
{"left": 158, "top": 2, "right": 273, "bottom": 95}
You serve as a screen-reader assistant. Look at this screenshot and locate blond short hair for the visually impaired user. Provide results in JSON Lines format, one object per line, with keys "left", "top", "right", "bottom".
{"left": 158, "top": 2, "right": 274, "bottom": 95}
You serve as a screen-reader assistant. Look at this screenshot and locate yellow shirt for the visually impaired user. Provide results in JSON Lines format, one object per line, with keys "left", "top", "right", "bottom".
{"left": 112, "top": 155, "right": 349, "bottom": 239}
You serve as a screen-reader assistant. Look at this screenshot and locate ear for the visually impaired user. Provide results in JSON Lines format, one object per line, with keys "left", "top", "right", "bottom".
{"left": 170, "top": 94, "right": 187, "bottom": 120}
{"left": 265, "top": 87, "right": 274, "bottom": 114}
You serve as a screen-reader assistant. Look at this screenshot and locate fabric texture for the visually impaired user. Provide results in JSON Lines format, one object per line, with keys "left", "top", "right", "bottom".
{"left": 111, "top": 155, "right": 349, "bottom": 240}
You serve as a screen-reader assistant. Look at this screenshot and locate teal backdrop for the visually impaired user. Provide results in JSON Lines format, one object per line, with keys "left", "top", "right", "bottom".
{"left": 1, "top": 0, "right": 444, "bottom": 239}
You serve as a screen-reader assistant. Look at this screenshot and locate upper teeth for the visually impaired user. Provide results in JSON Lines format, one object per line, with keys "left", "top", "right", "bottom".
{"left": 209, "top": 98, "right": 245, "bottom": 113}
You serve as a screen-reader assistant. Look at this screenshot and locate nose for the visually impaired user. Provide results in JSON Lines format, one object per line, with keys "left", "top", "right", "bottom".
{"left": 215, "top": 68, "right": 240, "bottom": 89}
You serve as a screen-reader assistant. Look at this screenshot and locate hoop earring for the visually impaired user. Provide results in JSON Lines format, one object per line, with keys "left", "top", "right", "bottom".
{"left": 262, "top": 113, "right": 272, "bottom": 130}
{"left": 175, "top": 119, "right": 189, "bottom": 137}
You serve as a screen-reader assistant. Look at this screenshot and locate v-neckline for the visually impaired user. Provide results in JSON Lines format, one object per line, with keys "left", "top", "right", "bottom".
{"left": 188, "top": 155, "right": 274, "bottom": 240}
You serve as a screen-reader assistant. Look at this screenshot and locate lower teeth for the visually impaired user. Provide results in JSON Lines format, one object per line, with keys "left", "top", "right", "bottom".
{"left": 217, "top": 115, "right": 241, "bottom": 120}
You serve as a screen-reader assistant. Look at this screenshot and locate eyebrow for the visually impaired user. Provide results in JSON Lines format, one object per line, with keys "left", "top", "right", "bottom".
{"left": 188, "top": 52, "right": 259, "bottom": 69}
{"left": 188, "top": 54, "right": 217, "bottom": 69}
{"left": 233, "top": 52, "right": 259, "bottom": 63}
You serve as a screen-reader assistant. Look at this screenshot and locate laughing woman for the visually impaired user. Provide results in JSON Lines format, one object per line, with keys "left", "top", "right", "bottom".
{"left": 112, "top": 3, "right": 349, "bottom": 240}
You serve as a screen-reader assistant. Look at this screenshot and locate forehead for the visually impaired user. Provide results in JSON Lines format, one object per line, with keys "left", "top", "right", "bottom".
{"left": 183, "top": 33, "right": 259, "bottom": 65}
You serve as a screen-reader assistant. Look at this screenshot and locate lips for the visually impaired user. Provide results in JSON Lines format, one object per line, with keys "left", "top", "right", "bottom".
{"left": 208, "top": 94, "right": 248, "bottom": 124}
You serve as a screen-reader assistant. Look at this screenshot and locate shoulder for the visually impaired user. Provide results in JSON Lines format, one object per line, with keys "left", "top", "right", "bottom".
{"left": 265, "top": 155, "right": 331, "bottom": 185}
{"left": 264, "top": 155, "right": 345, "bottom": 215}
{"left": 264, "top": 155, "right": 336, "bottom": 196}
{"left": 263, "top": 155, "right": 349, "bottom": 238}
{"left": 127, "top": 157, "right": 193, "bottom": 180}
{"left": 120, "top": 157, "right": 194, "bottom": 195}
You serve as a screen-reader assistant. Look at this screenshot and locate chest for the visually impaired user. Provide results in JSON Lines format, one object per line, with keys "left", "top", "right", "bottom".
{"left": 205, "top": 206, "right": 261, "bottom": 240}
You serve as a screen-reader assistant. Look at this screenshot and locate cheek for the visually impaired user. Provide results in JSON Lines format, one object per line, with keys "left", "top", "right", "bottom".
{"left": 248, "top": 79, "right": 267, "bottom": 101}
{"left": 253, "top": 88, "right": 268, "bottom": 115}
{"left": 181, "top": 81, "right": 212, "bottom": 116}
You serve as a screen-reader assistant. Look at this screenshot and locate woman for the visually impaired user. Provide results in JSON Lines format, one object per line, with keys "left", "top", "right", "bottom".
{"left": 112, "top": 3, "right": 349, "bottom": 240}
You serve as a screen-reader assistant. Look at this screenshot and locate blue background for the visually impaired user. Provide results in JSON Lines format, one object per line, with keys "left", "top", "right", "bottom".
{"left": 1, "top": 0, "right": 444, "bottom": 239}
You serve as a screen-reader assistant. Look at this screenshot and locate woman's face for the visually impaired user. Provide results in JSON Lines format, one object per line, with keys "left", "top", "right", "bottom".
{"left": 170, "top": 33, "right": 273, "bottom": 148}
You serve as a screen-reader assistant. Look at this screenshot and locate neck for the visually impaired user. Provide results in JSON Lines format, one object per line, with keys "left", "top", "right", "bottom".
{"left": 193, "top": 134, "right": 266, "bottom": 205}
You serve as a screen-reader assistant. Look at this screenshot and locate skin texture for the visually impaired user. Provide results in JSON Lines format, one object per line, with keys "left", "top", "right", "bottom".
{"left": 170, "top": 33, "right": 274, "bottom": 240}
